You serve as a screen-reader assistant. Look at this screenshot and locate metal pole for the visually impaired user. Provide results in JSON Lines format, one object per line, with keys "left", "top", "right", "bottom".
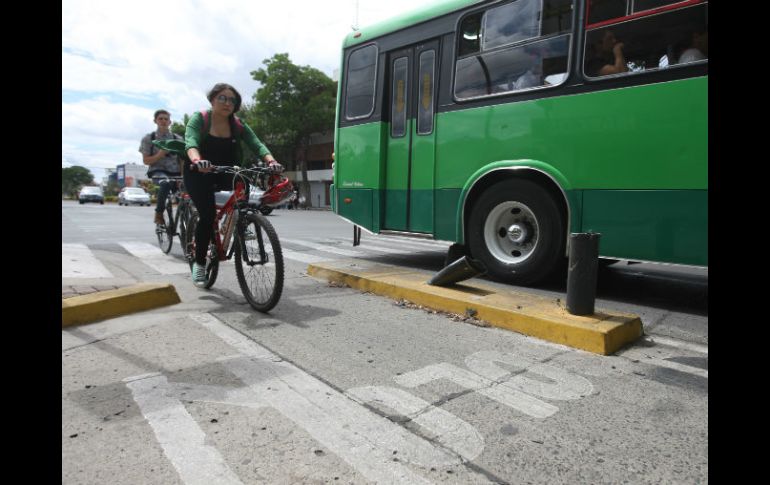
{"left": 353, "top": 225, "right": 361, "bottom": 247}
{"left": 566, "top": 233, "right": 601, "bottom": 316}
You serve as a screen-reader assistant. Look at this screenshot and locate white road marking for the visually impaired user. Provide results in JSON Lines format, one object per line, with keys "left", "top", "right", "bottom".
{"left": 465, "top": 351, "right": 594, "bottom": 400}
{"left": 328, "top": 239, "right": 422, "bottom": 255}
{"left": 395, "top": 362, "right": 559, "bottom": 419}
{"left": 118, "top": 241, "right": 190, "bottom": 274}
{"left": 124, "top": 373, "right": 245, "bottom": 485}
{"left": 191, "top": 312, "right": 458, "bottom": 481}
{"left": 362, "top": 235, "right": 451, "bottom": 250}
{"left": 642, "top": 335, "right": 708, "bottom": 355}
{"left": 62, "top": 243, "right": 113, "bottom": 278}
{"left": 281, "top": 238, "right": 363, "bottom": 257}
{"left": 618, "top": 346, "right": 708, "bottom": 379}
{"left": 347, "top": 385, "right": 485, "bottom": 461}
{"left": 280, "top": 247, "right": 331, "bottom": 264}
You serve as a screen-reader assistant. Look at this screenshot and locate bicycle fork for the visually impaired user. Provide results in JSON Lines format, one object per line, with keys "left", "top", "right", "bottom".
{"left": 230, "top": 210, "right": 269, "bottom": 267}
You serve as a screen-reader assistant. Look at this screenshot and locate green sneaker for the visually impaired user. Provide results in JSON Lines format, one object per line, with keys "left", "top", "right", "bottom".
{"left": 191, "top": 262, "right": 208, "bottom": 288}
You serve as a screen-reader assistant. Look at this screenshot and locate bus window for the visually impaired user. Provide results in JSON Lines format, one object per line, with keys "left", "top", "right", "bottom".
{"left": 458, "top": 13, "right": 482, "bottom": 57}
{"left": 635, "top": 0, "right": 689, "bottom": 13}
{"left": 587, "top": 0, "right": 691, "bottom": 26}
{"left": 417, "top": 50, "right": 436, "bottom": 135}
{"left": 455, "top": 0, "right": 572, "bottom": 100}
{"left": 391, "top": 57, "right": 408, "bottom": 137}
{"left": 345, "top": 44, "right": 378, "bottom": 120}
{"left": 483, "top": 0, "right": 541, "bottom": 50}
{"left": 584, "top": 2, "right": 707, "bottom": 79}
{"left": 455, "top": 37, "right": 570, "bottom": 99}
{"left": 587, "top": 0, "right": 628, "bottom": 25}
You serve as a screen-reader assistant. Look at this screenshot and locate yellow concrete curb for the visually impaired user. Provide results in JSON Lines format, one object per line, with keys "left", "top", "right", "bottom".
{"left": 62, "top": 283, "right": 181, "bottom": 328}
{"left": 307, "top": 261, "right": 642, "bottom": 355}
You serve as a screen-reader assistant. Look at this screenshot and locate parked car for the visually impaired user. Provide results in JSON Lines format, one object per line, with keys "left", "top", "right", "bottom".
{"left": 118, "top": 187, "right": 152, "bottom": 206}
{"left": 78, "top": 186, "right": 104, "bottom": 205}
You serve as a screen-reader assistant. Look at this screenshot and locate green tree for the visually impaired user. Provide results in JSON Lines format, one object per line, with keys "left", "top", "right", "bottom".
{"left": 171, "top": 116, "right": 188, "bottom": 137}
{"left": 62, "top": 166, "right": 95, "bottom": 198}
{"left": 105, "top": 179, "right": 121, "bottom": 197}
{"left": 249, "top": 53, "right": 337, "bottom": 206}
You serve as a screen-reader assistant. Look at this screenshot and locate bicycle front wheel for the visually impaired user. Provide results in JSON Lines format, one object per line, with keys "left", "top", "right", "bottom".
{"left": 157, "top": 198, "right": 175, "bottom": 254}
{"left": 234, "top": 211, "right": 284, "bottom": 312}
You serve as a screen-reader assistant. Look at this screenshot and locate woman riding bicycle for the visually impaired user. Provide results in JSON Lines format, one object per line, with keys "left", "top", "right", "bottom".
{"left": 184, "top": 82, "right": 283, "bottom": 288}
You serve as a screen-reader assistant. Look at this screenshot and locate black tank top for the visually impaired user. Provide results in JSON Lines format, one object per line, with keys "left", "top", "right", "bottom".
{"left": 200, "top": 134, "right": 237, "bottom": 166}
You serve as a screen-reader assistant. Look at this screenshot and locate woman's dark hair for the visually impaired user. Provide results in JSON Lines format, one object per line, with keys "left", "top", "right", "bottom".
{"left": 207, "top": 83, "right": 242, "bottom": 113}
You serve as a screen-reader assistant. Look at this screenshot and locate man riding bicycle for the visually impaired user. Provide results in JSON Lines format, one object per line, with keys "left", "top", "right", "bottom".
{"left": 184, "top": 82, "right": 283, "bottom": 288}
{"left": 139, "top": 109, "right": 183, "bottom": 225}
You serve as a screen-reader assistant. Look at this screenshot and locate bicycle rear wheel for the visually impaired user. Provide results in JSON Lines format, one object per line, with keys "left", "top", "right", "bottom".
{"left": 157, "top": 196, "right": 175, "bottom": 254}
{"left": 179, "top": 203, "right": 194, "bottom": 263}
{"left": 234, "top": 211, "right": 284, "bottom": 312}
{"left": 186, "top": 210, "right": 219, "bottom": 289}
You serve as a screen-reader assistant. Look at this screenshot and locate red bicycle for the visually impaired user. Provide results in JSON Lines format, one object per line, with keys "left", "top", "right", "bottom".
{"left": 184, "top": 164, "right": 294, "bottom": 312}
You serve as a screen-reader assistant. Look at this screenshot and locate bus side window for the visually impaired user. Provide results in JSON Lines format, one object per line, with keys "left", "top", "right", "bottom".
{"left": 458, "top": 13, "right": 482, "bottom": 57}
{"left": 345, "top": 44, "right": 379, "bottom": 120}
{"left": 454, "top": 0, "right": 572, "bottom": 100}
{"left": 584, "top": 2, "right": 708, "bottom": 79}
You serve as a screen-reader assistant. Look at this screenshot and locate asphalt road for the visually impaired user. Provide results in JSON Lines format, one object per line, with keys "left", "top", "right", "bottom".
{"left": 62, "top": 200, "right": 708, "bottom": 484}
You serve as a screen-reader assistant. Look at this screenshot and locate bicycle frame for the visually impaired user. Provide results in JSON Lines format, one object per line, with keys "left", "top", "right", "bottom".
{"left": 210, "top": 177, "right": 269, "bottom": 266}
{"left": 211, "top": 181, "right": 247, "bottom": 261}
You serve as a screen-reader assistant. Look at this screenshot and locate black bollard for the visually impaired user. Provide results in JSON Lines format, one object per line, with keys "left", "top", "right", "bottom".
{"left": 566, "top": 233, "right": 601, "bottom": 316}
{"left": 353, "top": 225, "right": 361, "bottom": 247}
{"left": 428, "top": 256, "right": 487, "bottom": 287}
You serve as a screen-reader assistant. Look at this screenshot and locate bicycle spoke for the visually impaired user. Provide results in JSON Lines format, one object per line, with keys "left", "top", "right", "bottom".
{"left": 235, "top": 212, "right": 284, "bottom": 312}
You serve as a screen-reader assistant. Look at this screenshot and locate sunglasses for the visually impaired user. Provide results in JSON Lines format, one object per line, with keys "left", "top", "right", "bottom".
{"left": 216, "top": 94, "right": 237, "bottom": 105}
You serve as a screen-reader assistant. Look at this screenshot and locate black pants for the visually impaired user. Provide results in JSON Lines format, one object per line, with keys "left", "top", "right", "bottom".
{"left": 184, "top": 170, "right": 243, "bottom": 265}
{"left": 152, "top": 174, "right": 180, "bottom": 214}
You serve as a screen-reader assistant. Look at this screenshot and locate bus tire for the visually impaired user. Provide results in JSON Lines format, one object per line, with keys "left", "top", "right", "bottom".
{"left": 467, "top": 178, "right": 564, "bottom": 286}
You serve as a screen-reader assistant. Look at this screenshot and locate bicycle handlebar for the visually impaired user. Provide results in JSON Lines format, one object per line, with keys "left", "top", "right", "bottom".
{"left": 189, "top": 163, "right": 282, "bottom": 176}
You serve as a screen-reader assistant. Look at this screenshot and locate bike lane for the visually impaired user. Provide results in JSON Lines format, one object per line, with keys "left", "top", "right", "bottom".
{"left": 62, "top": 261, "right": 707, "bottom": 484}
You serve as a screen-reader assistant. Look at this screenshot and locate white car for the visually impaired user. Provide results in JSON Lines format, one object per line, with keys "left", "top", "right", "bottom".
{"left": 118, "top": 187, "right": 151, "bottom": 206}
{"left": 78, "top": 186, "right": 104, "bottom": 205}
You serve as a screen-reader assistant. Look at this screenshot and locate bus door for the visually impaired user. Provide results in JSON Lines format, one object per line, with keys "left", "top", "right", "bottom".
{"left": 383, "top": 39, "right": 440, "bottom": 233}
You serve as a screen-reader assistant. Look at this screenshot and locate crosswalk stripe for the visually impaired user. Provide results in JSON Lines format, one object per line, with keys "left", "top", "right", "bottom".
{"left": 64, "top": 234, "right": 445, "bottom": 278}
{"left": 361, "top": 234, "right": 451, "bottom": 250}
{"left": 327, "top": 238, "right": 437, "bottom": 255}
{"left": 281, "top": 248, "right": 331, "bottom": 264}
{"left": 281, "top": 238, "right": 363, "bottom": 257}
{"left": 62, "top": 243, "right": 114, "bottom": 278}
{"left": 118, "top": 242, "right": 190, "bottom": 274}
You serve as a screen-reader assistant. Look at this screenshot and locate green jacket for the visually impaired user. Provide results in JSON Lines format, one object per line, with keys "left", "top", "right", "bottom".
{"left": 184, "top": 110, "right": 271, "bottom": 163}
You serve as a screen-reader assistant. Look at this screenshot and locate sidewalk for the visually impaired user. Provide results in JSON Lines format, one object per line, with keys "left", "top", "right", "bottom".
{"left": 63, "top": 284, "right": 127, "bottom": 299}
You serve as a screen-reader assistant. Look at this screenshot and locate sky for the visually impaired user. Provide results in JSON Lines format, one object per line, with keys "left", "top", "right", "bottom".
{"left": 62, "top": 0, "right": 434, "bottom": 183}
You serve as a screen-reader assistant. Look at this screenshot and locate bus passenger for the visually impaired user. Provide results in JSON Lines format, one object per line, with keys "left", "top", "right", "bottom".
{"left": 587, "top": 30, "right": 628, "bottom": 77}
{"left": 674, "top": 26, "right": 707, "bottom": 65}
{"left": 184, "top": 82, "right": 283, "bottom": 288}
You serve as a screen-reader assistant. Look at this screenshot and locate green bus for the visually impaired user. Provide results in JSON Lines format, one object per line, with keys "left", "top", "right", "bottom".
{"left": 332, "top": 0, "right": 707, "bottom": 285}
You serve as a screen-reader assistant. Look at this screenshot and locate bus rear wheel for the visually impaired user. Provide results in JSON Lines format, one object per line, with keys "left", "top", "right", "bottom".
{"left": 467, "top": 179, "right": 564, "bottom": 286}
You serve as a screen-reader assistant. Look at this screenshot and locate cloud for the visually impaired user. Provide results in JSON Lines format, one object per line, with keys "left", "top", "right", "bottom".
{"left": 62, "top": 0, "right": 425, "bottom": 181}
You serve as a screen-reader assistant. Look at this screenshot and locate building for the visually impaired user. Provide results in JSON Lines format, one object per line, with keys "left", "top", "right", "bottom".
{"left": 285, "top": 131, "right": 334, "bottom": 208}
{"left": 116, "top": 163, "right": 149, "bottom": 188}
{"left": 102, "top": 168, "right": 117, "bottom": 187}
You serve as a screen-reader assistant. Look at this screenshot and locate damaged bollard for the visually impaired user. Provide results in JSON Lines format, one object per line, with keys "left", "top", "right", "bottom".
{"left": 428, "top": 256, "right": 487, "bottom": 287}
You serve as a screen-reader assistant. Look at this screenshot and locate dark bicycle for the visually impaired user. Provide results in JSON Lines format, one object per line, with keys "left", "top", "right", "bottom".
{"left": 154, "top": 175, "right": 194, "bottom": 256}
